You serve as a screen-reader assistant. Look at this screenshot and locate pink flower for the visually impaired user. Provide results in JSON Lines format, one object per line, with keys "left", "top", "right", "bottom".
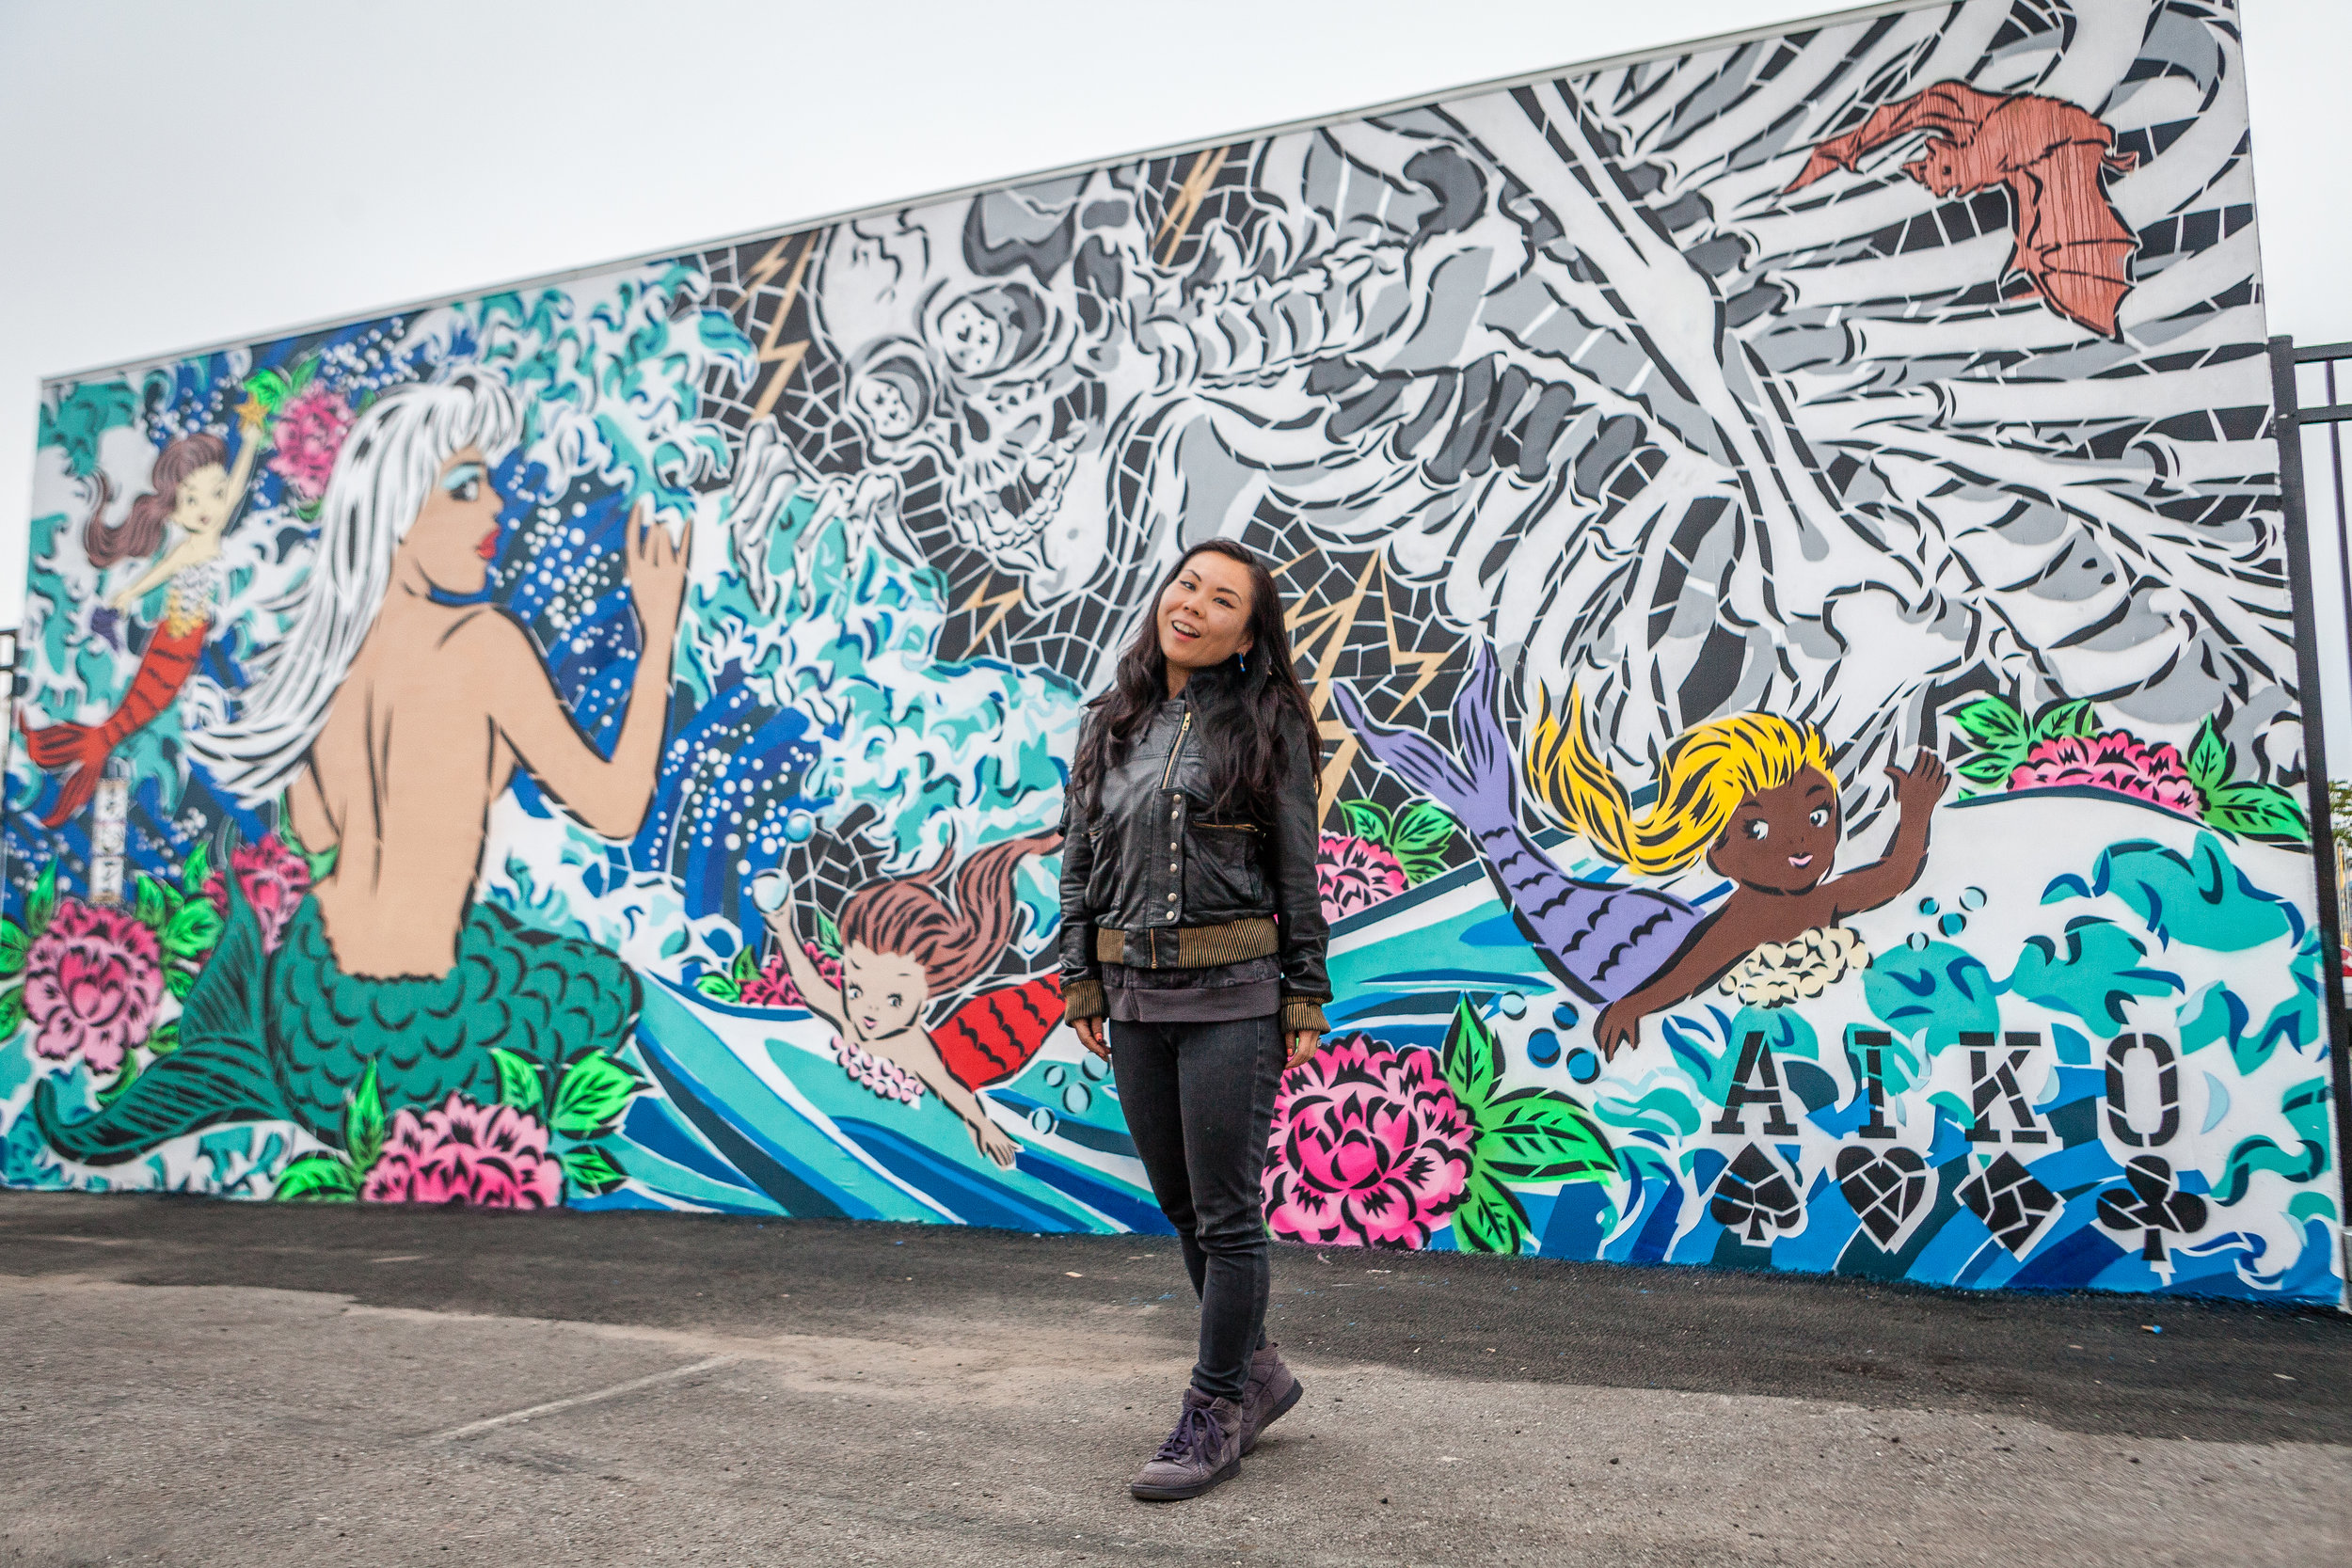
{"left": 1318, "top": 833, "right": 1406, "bottom": 923}
{"left": 265, "top": 387, "right": 356, "bottom": 503}
{"left": 2007, "top": 732, "right": 2201, "bottom": 815}
{"left": 203, "top": 835, "right": 313, "bottom": 954}
{"left": 1263, "top": 1035, "right": 1473, "bottom": 1249}
{"left": 360, "top": 1095, "right": 563, "bottom": 1208}
{"left": 739, "top": 942, "right": 843, "bottom": 1008}
{"left": 24, "top": 898, "right": 163, "bottom": 1074}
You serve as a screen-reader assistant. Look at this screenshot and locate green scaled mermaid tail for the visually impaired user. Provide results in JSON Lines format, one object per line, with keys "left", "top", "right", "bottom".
{"left": 36, "top": 861, "right": 285, "bottom": 1164}
{"left": 267, "top": 895, "right": 640, "bottom": 1139}
{"left": 34, "top": 871, "right": 640, "bottom": 1164}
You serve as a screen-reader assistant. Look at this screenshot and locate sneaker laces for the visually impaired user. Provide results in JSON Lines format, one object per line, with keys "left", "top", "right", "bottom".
{"left": 1152, "top": 1402, "right": 1221, "bottom": 1464}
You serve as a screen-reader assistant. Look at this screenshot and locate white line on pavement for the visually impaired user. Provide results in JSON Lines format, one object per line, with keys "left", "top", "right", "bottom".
{"left": 427, "top": 1354, "right": 741, "bottom": 1442}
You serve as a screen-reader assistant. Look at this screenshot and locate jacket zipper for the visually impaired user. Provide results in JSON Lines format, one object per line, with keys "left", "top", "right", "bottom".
{"left": 1160, "top": 708, "right": 1193, "bottom": 789}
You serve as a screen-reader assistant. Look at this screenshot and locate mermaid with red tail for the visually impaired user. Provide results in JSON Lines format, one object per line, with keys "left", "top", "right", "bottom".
{"left": 19, "top": 397, "right": 270, "bottom": 828}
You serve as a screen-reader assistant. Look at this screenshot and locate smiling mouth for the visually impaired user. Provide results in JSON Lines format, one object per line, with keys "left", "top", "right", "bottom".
{"left": 476, "top": 529, "right": 501, "bottom": 562}
{"left": 1788, "top": 854, "right": 1814, "bottom": 869}
{"left": 1168, "top": 621, "right": 1201, "bottom": 642}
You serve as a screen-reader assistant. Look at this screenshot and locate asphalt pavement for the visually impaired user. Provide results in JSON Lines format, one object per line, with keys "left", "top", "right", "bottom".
{"left": 1, "top": 1191, "right": 2344, "bottom": 1566}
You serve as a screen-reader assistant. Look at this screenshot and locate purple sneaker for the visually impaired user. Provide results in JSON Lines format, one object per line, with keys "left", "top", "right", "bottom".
{"left": 1129, "top": 1389, "right": 1246, "bottom": 1501}
{"left": 1240, "top": 1342, "right": 1301, "bottom": 1453}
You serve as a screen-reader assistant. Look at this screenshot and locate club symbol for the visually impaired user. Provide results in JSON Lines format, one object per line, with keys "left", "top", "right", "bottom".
{"left": 2095, "top": 1155, "right": 2207, "bottom": 1262}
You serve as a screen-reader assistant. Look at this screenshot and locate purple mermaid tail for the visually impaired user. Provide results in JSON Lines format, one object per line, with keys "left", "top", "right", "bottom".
{"left": 1330, "top": 642, "right": 1703, "bottom": 1006}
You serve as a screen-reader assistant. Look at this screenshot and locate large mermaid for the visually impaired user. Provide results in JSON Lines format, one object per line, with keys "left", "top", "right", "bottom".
{"left": 37, "top": 372, "right": 685, "bottom": 1163}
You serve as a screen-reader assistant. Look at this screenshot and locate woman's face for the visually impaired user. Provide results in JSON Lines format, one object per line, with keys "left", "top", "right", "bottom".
{"left": 840, "top": 943, "right": 927, "bottom": 1040}
{"left": 172, "top": 463, "right": 234, "bottom": 536}
{"left": 397, "top": 448, "right": 504, "bottom": 595}
{"left": 1708, "top": 767, "right": 1840, "bottom": 894}
{"left": 1156, "top": 551, "right": 1256, "bottom": 676}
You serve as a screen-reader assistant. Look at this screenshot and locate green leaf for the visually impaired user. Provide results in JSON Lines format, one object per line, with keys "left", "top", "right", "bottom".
{"left": 558, "top": 1143, "right": 627, "bottom": 1196}
{"left": 1951, "top": 695, "right": 2025, "bottom": 745}
{"left": 274, "top": 1153, "right": 360, "bottom": 1202}
{"left": 1439, "top": 997, "right": 1500, "bottom": 1121}
{"left": 730, "top": 946, "right": 760, "bottom": 986}
{"left": 132, "top": 873, "right": 181, "bottom": 932}
{"left": 2028, "top": 699, "right": 2098, "bottom": 744}
{"left": 552, "top": 1052, "right": 643, "bottom": 1139}
{"left": 1338, "top": 799, "right": 1391, "bottom": 847}
{"left": 1395, "top": 849, "right": 1450, "bottom": 887}
{"left": 147, "top": 1019, "right": 180, "bottom": 1055}
{"left": 489, "top": 1047, "right": 547, "bottom": 1114}
{"left": 1472, "top": 1089, "right": 1617, "bottom": 1181}
{"left": 1390, "top": 800, "right": 1457, "bottom": 857}
{"left": 1956, "top": 754, "right": 2019, "bottom": 785}
{"left": 2186, "top": 719, "right": 2233, "bottom": 794}
{"left": 0, "top": 918, "right": 25, "bottom": 979}
{"left": 694, "top": 973, "right": 741, "bottom": 1002}
{"left": 1450, "top": 1168, "right": 1529, "bottom": 1254}
{"left": 27, "top": 863, "right": 56, "bottom": 938}
{"left": 97, "top": 1053, "right": 141, "bottom": 1105}
{"left": 179, "top": 843, "right": 212, "bottom": 901}
{"left": 164, "top": 965, "right": 196, "bottom": 999}
{"left": 2204, "top": 782, "right": 2311, "bottom": 845}
{"left": 343, "top": 1062, "right": 385, "bottom": 1169}
{"left": 0, "top": 985, "right": 24, "bottom": 1039}
{"left": 161, "top": 897, "right": 223, "bottom": 960}
{"left": 813, "top": 909, "right": 844, "bottom": 958}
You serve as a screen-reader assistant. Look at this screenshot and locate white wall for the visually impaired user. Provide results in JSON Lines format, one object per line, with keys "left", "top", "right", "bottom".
{"left": 4, "top": 0, "right": 2346, "bottom": 758}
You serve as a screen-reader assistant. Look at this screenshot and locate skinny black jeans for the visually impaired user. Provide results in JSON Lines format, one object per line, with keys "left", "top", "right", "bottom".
{"left": 1109, "top": 1014, "right": 1283, "bottom": 1402}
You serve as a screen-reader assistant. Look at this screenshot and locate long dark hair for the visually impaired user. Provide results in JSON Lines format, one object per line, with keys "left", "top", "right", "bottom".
{"left": 1070, "top": 540, "right": 1322, "bottom": 820}
{"left": 85, "top": 432, "right": 228, "bottom": 569}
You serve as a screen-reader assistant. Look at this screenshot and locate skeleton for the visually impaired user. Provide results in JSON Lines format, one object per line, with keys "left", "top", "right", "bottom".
{"left": 731, "top": 0, "right": 2291, "bottom": 817}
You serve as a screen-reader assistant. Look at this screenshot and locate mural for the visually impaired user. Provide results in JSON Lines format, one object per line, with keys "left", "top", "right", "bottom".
{"left": 5, "top": 0, "right": 2340, "bottom": 1304}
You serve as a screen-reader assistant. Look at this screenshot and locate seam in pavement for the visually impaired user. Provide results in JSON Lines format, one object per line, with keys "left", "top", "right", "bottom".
{"left": 427, "top": 1354, "right": 743, "bottom": 1441}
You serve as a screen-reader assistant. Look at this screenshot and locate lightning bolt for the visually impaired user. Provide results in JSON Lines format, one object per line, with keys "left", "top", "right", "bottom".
{"left": 1155, "top": 146, "right": 1230, "bottom": 264}
{"left": 1275, "top": 550, "right": 1458, "bottom": 824}
{"left": 957, "top": 574, "right": 1027, "bottom": 657}
{"left": 742, "top": 232, "right": 818, "bottom": 422}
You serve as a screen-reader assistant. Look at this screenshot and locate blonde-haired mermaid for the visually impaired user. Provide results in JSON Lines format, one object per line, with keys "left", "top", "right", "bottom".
{"left": 1526, "top": 685, "right": 1833, "bottom": 876}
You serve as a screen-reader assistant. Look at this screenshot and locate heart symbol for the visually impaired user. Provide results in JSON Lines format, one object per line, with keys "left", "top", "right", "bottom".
{"left": 1836, "top": 1145, "right": 1929, "bottom": 1249}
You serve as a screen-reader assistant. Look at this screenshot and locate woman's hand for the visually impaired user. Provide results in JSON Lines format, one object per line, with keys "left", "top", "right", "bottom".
{"left": 628, "top": 498, "right": 689, "bottom": 641}
{"left": 1886, "top": 749, "right": 1950, "bottom": 816}
{"left": 1285, "top": 1028, "right": 1321, "bottom": 1070}
{"left": 970, "top": 1116, "right": 1021, "bottom": 1169}
{"left": 107, "top": 586, "right": 139, "bottom": 613}
{"left": 1072, "top": 1015, "right": 1109, "bottom": 1061}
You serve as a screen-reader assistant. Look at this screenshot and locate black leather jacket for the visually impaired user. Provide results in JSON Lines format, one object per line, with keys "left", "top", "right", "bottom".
{"left": 1058, "top": 688, "right": 1330, "bottom": 1029}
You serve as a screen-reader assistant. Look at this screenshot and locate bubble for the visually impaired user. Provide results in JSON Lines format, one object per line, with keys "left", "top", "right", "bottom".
{"left": 1078, "top": 1054, "right": 1108, "bottom": 1082}
{"left": 1565, "top": 1048, "right": 1601, "bottom": 1085}
{"left": 784, "top": 810, "right": 816, "bottom": 844}
{"left": 1028, "top": 1107, "right": 1057, "bottom": 1134}
{"left": 1959, "top": 887, "right": 1986, "bottom": 911}
{"left": 1917, "top": 896, "right": 1939, "bottom": 915}
{"left": 1907, "top": 931, "right": 1930, "bottom": 951}
{"left": 1042, "top": 1064, "right": 1067, "bottom": 1088}
{"left": 1061, "top": 1084, "right": 1092, "bottom": 1116}
{"left": 1526, "top": 1030, "right": 1561, "bottom": 1069}
{"left": 1552, "top": 1002, "right": 1580, "bottom": 1030}
{"left": 1939, "top": 913, "right": 1966, "bottom": 938}
{"left": 1498, "top": 992, "right": 1527, "bottom": 1019}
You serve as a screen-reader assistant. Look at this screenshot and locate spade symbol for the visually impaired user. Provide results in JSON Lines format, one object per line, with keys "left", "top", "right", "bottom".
{"left": 1836, "top": 1145, "right": 1930, "bottom": 1249}
{"left": 1956, "top": 1151, "right": 2061, "bottom": 1258}
{"left": 2095, "top": 1155, "right": 2208, "bottom": 1261}
{"left": 1709, "top": 1143, "right": 1805, "bottom": 1243}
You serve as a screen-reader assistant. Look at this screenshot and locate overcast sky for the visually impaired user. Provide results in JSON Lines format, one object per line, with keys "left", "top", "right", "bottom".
{"left": 4, "top": 0, "right": 2346, "bottom": 752}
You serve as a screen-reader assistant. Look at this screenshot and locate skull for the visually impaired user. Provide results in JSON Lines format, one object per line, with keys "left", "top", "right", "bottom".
{"left": 811, "top": 171, "right": 1167, "bottom": 603}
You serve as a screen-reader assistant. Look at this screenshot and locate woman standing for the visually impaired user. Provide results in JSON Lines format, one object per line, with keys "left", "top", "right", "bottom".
{"left": 1059, "top": 540, "right": 1329, "bottom": 1501}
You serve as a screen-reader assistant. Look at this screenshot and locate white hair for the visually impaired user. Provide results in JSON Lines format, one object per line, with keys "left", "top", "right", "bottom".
{"left": 185, "top": 372, "right": 521, "bottom": 805}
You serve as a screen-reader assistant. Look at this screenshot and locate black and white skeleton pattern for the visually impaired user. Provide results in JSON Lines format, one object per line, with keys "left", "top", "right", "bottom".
{"left": 705, "top": 0, "right": 2289, "bottom": 827}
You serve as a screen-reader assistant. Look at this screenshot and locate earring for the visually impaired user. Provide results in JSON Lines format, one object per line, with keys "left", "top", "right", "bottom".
{"left": 1239, "top": 650, "right": 1249, "bottom": 673}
